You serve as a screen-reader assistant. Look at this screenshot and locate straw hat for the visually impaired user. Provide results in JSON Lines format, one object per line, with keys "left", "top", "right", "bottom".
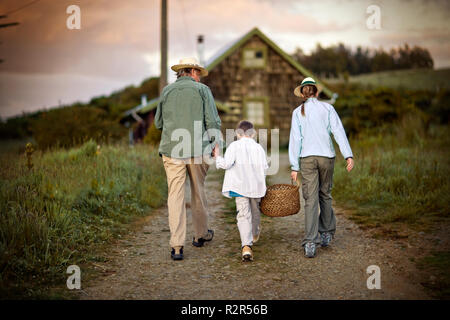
{"left": 171, "top": 57, "right": 208, "bottom": 77}
{"left": 294, "top": 77, "right": 322, "bottom": 97}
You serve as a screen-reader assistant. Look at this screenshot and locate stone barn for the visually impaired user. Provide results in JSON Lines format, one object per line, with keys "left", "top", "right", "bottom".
{"left": 121, "top": 27, "right": 335, "bottom": 145}
{"left": 202, "top": 27, "right": 335, "bottom": 145}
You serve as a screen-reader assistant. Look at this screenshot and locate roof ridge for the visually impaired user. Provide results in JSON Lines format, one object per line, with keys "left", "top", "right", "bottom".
{"left": 205, "top": 27, "right": 333, "bottom": 98}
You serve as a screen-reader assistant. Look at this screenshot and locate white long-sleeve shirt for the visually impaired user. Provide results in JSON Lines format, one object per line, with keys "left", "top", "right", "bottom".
{"left": 289, "top": 97, "right": 353, "bottom": 171}
{"left": 216, "top": 137, "right": 268, "bottom": 198}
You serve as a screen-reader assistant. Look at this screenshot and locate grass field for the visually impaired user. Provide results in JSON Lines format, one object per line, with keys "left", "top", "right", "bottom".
{"left": 0, "top": 140, "right": 167, "bottom": 298}
{"left": 332, "top": 117, "right": 450, "bottom": 232}
{"left": 327, "top": 67, "right": 450, "bottom": 90}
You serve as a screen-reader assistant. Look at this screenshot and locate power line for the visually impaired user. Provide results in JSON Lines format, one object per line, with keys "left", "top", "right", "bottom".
{"left": 0, "top": 0, "right": 41, "bottom": 64}
{"left": 2, "top": 0, "right": 41, "bottom": 16}
{"left": 0, "top": 22, "right": 19, "bottom": 29}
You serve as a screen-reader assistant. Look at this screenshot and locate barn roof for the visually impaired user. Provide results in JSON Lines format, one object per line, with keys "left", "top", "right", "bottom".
{"left": 205, "top": 27, "right": 334, "bottom": 98}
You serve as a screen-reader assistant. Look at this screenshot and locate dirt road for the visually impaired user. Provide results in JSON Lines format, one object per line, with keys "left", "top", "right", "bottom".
{"left": 79, "top": 153, "right": 429, "bottom": 299}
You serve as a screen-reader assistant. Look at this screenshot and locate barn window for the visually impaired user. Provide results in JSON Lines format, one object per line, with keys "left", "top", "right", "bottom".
{"left": 242, "top": 47, "right": 267, "bottom": 69}
{"left": 247, "top": 101, "right": 264, "bottom": 125}
{"left": 243, "top": 97, "right": 269, "bottom": 127}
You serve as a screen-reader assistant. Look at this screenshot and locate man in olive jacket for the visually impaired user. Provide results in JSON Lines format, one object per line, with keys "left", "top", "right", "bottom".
{"left": 155, "top": 57, "right": 222, "bottom": 261}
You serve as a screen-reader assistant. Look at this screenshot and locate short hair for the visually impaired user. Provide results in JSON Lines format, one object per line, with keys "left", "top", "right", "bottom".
{"left": 236, "top": 120, "right": 255, "bottom": 137}
{"left": 176, "top": 68, "right": 193, "bottom": 78}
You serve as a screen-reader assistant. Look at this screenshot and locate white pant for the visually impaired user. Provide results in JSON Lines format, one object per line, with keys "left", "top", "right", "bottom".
{"left": 235, "top": 197, "right": 261, "bottom": 247}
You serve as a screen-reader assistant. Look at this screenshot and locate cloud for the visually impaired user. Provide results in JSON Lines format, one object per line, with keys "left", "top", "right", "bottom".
{"left": 0, "top": 0, "right": 449, "bottom": 118}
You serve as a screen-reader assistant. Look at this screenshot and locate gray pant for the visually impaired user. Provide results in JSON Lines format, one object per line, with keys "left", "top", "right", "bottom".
{"left": 300, "top": 156, "right": 336, "bottom": 246}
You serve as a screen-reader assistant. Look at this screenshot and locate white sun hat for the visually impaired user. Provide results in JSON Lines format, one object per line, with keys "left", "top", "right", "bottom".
{"left": 294, "top": 77, "right": 322, "bottom": 97}
{"left": 171, "top": 57, "right": 208, "bottom": 77}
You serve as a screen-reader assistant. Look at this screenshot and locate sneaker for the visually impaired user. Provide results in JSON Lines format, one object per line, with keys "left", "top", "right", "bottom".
{"left": 320, "top": 232, "right": 332, "bottom": 247}
{"left": 171, "top": 246, "right": 184, "bottom": 260}
{"left": 192, "top": 229, "right": 214, "bottom": 247}
{"left": 242, "top": 245, "right": 253, "bottom": 261}
{"left": 304, "top": 242, "right": 316, "bottom": 258}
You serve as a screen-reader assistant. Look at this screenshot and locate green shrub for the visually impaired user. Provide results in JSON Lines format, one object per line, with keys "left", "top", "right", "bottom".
{"left": 0, "top": 116, "right": 32, "bottom": 140}
{"left": 31, "top": 106, "right": 126, "bottom": 150}
{"left": 143, "top": 122, "right": 161, "bottom": 146}
{"left": 333, "top": 85, "right": 449, "bottom": 137}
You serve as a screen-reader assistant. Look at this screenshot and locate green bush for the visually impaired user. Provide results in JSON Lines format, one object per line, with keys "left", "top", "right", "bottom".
{"left": 333, "top": 85, "right": 449, "bottom": 137}
{"left": 143, "top": 122, "right": 161, "bottom": 146}
{"left": 432, "top": 89, "right": 450, "bottom": 124}
{"left": 31, "top": 106, "right": 126, "bottom": 150}
{"left": 0, "top": 113, "right": 39, "bottom": 140}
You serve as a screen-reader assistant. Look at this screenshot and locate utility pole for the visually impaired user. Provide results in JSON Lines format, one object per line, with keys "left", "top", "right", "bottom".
{"left": 159, "top": 0, "right": 168, "bottom": 94}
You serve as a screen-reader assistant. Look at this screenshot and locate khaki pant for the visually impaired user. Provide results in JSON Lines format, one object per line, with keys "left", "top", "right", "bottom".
{"left": 162, "top": 155, "right": 210, "bottom": 248}
{"left": 300, "top": 156, "right": 336, "bottom": 246}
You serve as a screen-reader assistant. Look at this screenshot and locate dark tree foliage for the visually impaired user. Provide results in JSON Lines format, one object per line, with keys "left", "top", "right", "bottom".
{"left": 293, "top": 43, "right": 434, "bottom": 78}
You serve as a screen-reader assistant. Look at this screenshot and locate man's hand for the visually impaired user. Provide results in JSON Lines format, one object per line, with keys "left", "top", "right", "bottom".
{"left": 346, "top": 158, "right": 354, "bottom": 172}
{"left": 291, "top": 171, "right": 298, "bottom": 181}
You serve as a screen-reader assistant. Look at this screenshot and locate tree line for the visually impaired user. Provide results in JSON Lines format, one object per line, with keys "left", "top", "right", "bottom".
{"left": 292, "top": 43, "right": 434, "bottom": 78}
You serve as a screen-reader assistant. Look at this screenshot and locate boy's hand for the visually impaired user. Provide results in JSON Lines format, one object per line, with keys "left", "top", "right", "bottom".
{"left": 212, "top": 143, "right": 219, "bottom": 158}
{"left": 346, "top": 157, "right": 354, "bottom": 172}
{"left": 291, "top": 171, "right": 298, "bottom": 181}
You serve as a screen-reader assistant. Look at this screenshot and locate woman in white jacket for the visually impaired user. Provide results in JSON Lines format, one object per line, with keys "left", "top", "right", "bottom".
{"left": 289, "top": 77, "right": 354, "bottom": 258}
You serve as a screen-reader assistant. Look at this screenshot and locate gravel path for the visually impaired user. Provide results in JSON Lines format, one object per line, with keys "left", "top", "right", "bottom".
{"left": 79, "top": 153, "right": 430, "bottom": 299}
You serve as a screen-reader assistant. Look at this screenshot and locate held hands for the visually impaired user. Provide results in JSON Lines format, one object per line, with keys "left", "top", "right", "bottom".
{"left": 212, "top": 143, "right": 219, "bottom": 158}
{"left": 346, "top": 157, "right": 354, "bottom": 172}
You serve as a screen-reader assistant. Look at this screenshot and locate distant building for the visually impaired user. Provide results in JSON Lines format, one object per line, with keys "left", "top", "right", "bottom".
{"left": 121, "top": 27, "right": 336, "bottom": 145}
{"left": 121, "top": 94, "right": 156, "bottom": 144}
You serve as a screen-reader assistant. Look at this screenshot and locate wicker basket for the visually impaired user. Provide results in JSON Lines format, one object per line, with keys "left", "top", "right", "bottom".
{"left": 260, "top": 181, "right": 300, "bottom": 217}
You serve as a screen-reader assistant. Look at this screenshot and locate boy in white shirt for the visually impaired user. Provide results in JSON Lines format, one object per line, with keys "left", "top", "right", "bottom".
{"left": 213, "top": 120, "right": 268, "bottom": 261}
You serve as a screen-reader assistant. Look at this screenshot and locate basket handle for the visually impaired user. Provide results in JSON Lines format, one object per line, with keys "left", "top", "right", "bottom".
{"left": 291, "top": 178, "right": 300, "bottom": 187}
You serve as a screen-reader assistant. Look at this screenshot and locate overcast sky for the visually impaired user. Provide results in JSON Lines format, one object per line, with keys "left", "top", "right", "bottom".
{"left": 0, "top": 0, "right": 449, "bottom": 119}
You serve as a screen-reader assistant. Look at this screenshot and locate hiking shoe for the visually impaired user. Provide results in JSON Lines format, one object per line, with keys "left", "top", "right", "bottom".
{"left": 253, "top": 226, "right": 261, "bottom": 244}
{"left": 192, "top": 229, "right": 214, "bottom": 247}
{"left": 320, "top": 232, "right": 333, "bottom": 247}
{"left": 171, "top": 246, "right": 184, "bottom": 260}
{"left": 304, "top": 242, "right": 316, "bottom": 258}
{"left": 242, "top": 245, "right": 253, "bottom": 262}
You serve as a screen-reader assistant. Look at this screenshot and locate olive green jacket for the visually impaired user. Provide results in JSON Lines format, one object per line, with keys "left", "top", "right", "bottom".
{"left": 154, "top": 76, "right": 222, "bottom": 158}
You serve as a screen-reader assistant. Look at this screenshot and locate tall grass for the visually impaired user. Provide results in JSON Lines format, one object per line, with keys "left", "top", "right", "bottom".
{"left": 333, "top": 116, "right": 450, "bottom": 231}
{"left": 0, "top": 140, "right": 167, "bottom": 298}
